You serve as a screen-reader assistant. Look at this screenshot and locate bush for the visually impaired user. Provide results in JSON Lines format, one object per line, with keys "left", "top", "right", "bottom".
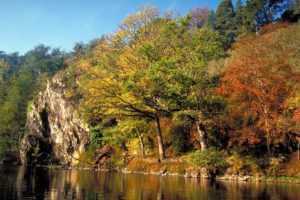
{"left": 89, "top": 126, "right": 104, "bottom": 148}
{"left": 189, "top": 148, "right": 227, "bottom": 173}
{"left": 227, "top": 151, "right": 260, "bottom": 175}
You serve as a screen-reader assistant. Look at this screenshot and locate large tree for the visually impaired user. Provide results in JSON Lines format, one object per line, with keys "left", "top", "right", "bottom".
{"left": 217, "top": 23, "right": 300, "bottom": 155}
{"left": 242, "top": 0, "right": 291, "bottom": 32}
{"left": 282, "top": 0, "right": 300, "bottom": 22}
{"left": 79, "top": 6, "right": 226, "bottom": 159}
{"left": 189, "top": 7, "right": 211, "bottom": 29}
{"left": 205, "top": 10, "right": 217, "bottom": 29}
{"left": 216, "top": 0, "right": 236, "bottom": 41}
{"left": 234, "top": 0, "right": 245, "bottom": 34}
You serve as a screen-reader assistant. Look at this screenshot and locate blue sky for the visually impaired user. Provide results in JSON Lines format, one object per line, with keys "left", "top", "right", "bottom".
{"left": 0, "top": 0, "right": 228, "bottom": 54}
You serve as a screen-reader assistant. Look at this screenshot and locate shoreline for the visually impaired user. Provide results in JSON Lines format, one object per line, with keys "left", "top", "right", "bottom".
{"left": 18, "top": 164, "right": 300, "bottom": 185}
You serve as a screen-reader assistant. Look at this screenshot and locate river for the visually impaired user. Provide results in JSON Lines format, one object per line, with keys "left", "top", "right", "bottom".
{"left": 0, "top": 165, "right": 299, "bottom": 200}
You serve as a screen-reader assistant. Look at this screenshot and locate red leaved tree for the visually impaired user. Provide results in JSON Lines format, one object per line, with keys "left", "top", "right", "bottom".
{"left": 217, "top": 24, "right": 298, "bottom": 155}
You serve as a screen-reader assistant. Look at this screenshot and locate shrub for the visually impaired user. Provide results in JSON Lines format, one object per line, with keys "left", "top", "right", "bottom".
{"left": 89, "top": 126, "right": 104, "bottom": 148}
{"left": 227, "top": 151, "right": 260, "bottom": 175}
{"left": 189, "top": 147, "right": 227, "bottom": 173}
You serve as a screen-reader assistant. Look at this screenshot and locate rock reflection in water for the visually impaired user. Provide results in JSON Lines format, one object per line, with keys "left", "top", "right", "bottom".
{"left": 0, "top": 165, "right": 300, "bottom": 200}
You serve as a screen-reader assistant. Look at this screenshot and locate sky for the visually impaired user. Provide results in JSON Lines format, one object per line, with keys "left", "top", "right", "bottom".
{"left": 0, "top": 0, "right": 228, "bottom": 54}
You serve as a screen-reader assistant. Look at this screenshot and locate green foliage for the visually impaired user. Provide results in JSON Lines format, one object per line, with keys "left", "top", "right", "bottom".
{"left": 0, "top": 136, "right": 10, "bottom": 157}
{"left": 170, "top": 124, "right": 191, "bottom": 155}
{"left": 26, "top": 100, "right": 34, "bottom": 113}
{"left": 227, "top": 151, "right": 260, "bottom": 174}
{"left": 216, "top": 0, "right": 236, "bottom": 42}
{"left": 234, "top": 0, "right": 244, "bottom": 33}
{"left": 31, "top": 143, "right": 43, "bottom": 164}
{"left": 205, "top": 10, "right": 217, "bottom": 29}
{"left": 0, "top": 46, "right": 66, "bottom": 154}
{"left": 189, "top": 148, "right": 227, "bottom": 172}
{"left": 89, "top": 126, "right": 104, "bottom": 148}
{"left": 241, "top": 0, "right": 289, "bottom": 32}
{"left": 242, "top": 0, "right": 264, "bottom": 32}
{"left": 0, "top": 2, "right": 299, "bottom": 171}
{"left": 283, "top": 0, "right": 300, "bottom": 22}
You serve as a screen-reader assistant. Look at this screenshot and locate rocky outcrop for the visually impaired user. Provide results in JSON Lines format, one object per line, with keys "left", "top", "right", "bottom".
{"left": 20, "top": 73, "right": 90, "bottom": 165}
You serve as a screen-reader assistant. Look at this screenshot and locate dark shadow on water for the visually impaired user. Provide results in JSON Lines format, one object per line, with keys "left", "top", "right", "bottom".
{"left": 0, "top": 165, "right": 300, "bottom": 200}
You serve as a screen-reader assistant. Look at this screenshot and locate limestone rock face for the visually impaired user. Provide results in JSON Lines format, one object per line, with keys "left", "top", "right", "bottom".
{"left": 20, "top": 73, "right": 90, "bottom": 165}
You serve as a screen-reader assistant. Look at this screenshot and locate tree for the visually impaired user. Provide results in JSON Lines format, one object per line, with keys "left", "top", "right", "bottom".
{"left": 0, "top": 45, "right": 66, "bottom": 154}
{"left": 78, "top": 6, "right": 226, "bottom": 158}
{"left": 286, "top": 83, "right": 300, "bottom": 159}
{"left": 205, "top": 10, "right": 217, "bottom": 29}
{"left": 23, "top": 45, "right": 66, "bottom": 75}
{"left": 101, "top": 118, "right": 150, "bottom": 156}
{"left": 282, "top": 0, "right": 300, "bottom": 22}
{"left": 217, "top": 24, "right": 299, "bottom": 155}
{"left": 0, "top": 68, "right": 34, "bottom": 141}
{"left": 189, "top": 7, "right": 211, "bottom": 29}
{"left": 79, "top": 6, "right": 169, "bottom": 160}
{"left": 235, "top": 0, "right": 245, "bottom": 33}
{"left": 0, "top": 60, "right": 9, "bottom": 103}
{"left": 216, "top": 0, "right": 236, "bottom": 42}
{"left": 242, "top": 0, "right": 291, "bottom": 32}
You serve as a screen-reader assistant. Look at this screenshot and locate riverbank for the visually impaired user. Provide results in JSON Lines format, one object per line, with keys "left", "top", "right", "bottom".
{"left": 27, "top": 160, "right": 300, "bottom": 185}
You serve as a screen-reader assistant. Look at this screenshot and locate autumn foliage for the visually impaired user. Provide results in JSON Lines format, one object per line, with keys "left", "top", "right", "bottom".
{"left": 217, "top": 23, "right": 300, "bottom": 152}
{"left": 64, "top": 5, "right": 300, "bottom": 161}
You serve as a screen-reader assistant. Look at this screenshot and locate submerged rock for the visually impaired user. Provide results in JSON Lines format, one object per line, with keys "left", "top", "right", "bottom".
{"left": 20, "top": 73, "right": 90, "bottom": 166}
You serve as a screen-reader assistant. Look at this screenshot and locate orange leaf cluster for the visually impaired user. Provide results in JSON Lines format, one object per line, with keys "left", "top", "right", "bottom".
{"left": 216, "top": 23, "right": 299, "bottom": 147}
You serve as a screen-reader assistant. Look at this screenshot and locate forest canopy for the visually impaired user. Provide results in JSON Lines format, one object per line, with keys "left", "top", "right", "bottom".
{"left": 1, "top": 0, "right": 300, "bottom": 169}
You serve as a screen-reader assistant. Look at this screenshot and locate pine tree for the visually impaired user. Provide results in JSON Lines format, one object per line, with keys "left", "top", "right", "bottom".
{"left": 235, "top": 0, "right": 244, "bottom": 32}
{"left": 216, "top": 0, "right": 236, "bottom": 42}
{"left": 282, "top": 0, "right": 300, "bottom": 22}
{"left": 243, "top": 0, "right": 290, "bottom": 32}
{"left": 205, "top": 10, "right": 217, "bottom": 29}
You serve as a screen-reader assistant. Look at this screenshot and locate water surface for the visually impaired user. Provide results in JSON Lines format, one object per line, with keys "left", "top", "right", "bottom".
{"left": 0, "top": 165, "right": 299, "bottom": 200}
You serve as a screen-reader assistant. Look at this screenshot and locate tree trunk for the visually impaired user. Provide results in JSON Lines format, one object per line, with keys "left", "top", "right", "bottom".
{"left": 266, "top": 136, "right": 271, "bottom": 156}
{"left": 197, "top": 123, "right": 207, "bottom": 151}
{"left": 155, "top": 116, "right": 165, "bottom": 160}
{"left": 136, "top": 127, "right": 145, "bottom": 157}
{"left": 263, "top": 105, "right": 272, "bottom": 156}
{"left": 298, "top": 140, "right": 300, "bottom": 160}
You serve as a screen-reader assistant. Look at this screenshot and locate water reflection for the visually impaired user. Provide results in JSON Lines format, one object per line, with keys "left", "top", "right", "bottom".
{"left": 0, "top": 165, "right": 299, "bottom": 200}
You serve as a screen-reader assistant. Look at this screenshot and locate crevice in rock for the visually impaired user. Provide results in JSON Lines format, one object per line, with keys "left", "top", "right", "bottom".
{"left": 40, "top": 108, "right": 51, "bottom": 138}
{"left": 66, "top": 141, "right": 75, "bottom": 154}
{"left": 74, "top": 131, "right": 80, "bottom": 145}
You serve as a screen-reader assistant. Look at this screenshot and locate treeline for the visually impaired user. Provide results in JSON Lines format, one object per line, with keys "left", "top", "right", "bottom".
{"left": 0, "top": 45, "right": 67, "bottom": 155}
{"left": 64, "top": 0, "right": 300, "bottom": 163}
{"left": 1, "top": 0, "right": 300, "bottom": 165}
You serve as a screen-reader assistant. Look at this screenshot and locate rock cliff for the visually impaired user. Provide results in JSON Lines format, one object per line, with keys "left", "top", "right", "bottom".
{"left": 20, "top": 73, "right": 90, "bottom": 165}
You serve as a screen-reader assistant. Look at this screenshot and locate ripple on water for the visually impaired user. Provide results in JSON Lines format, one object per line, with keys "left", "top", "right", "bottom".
{"left": 0, "top": 165, "right": 300, "bottom": 200}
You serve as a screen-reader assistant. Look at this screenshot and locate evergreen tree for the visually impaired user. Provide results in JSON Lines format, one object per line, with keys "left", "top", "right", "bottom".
{"left": 243, "top": 0, "right": 290, "bottom": 32}
{"left": 235, "top": 0, "right": 244, "bottom": 33}
{"left": 216, "top": 0, "right": 236, "bottom": 42}
{"left": 205, "top": 10, "right": 217, "bottom": 29}
{"left": 242, "top": 0, "right": 265, "bottom": 32}
{"left": 282, "top": 0, "right": 300, "bottom": 22}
